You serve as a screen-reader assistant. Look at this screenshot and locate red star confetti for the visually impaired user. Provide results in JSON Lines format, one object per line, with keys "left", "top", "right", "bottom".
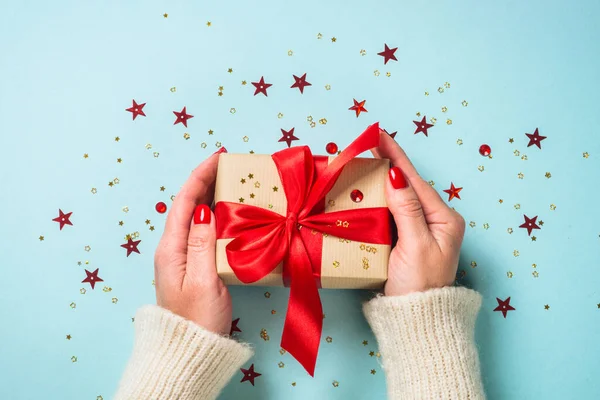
{"left": 349, "top": 99, "right": 367, "bottom": 117}
{"left": 278, "top": 128, "right": 299, "bottom": 147}
{"left": 291, "top": 73, "right": 311, "bottom": 93}
{"left": 125, "top": 100, "right": 146, "bottom": 120}
{"left": 377, "top": 44, "right": 398, "bottom": 64}
{"left": 443, "top": 183, "right": 462, "bottom": 201}
{"left": 173, "top": 107, "right": 193, "bottom": 127}
{"left": 494, "top": 297, "right": 515, "bottom": 318}
{"left": 52, "top": 209, "right": 73, "bottom": 230}
{"left": 519, "top": 215, "right": 541, "bottom": 236}
{"left": 240, "top": 364, "right": 261, "bottom": 386}
{"left": 82, "top": 268, "right": 104, "bottom": 290}
{"left": 413, "top": 116, "right": 434, "bottom": 136}
{"left": 381, "top": 128, "right": 397, "bottom": 139}
{"left": 121, "top": 238, "right": 141, "bottom": 257}
{"left": 230, "top": 318, "right": 242, "bottom": 336}
{"left": 525, "top": 128, "right": 546, "bottom": 149}
{"left": 251, "top": 76, "right": 272, "bottom": 96}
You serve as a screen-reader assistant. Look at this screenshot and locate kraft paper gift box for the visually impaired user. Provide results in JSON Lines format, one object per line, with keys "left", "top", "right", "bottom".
{"left": 214, "top": 153, "right": 392, "bottom": 289}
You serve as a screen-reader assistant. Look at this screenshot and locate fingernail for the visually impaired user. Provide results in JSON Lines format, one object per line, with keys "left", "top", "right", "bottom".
{"left": 389, "top": 166, "right": 408, "bottom": 189}
{"left": 214, "top": 147, "right": 227, "bottom": 155}
{"left": 194, "top": 204, "right": 211, "bottom": 224}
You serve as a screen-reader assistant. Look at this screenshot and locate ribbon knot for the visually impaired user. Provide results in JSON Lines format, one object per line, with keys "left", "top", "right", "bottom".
{"left": 215, "top": 123, "right": 391, "bottom": 376}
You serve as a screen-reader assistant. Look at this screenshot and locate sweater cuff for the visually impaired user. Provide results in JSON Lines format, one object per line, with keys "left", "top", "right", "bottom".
{"left": 363, "top": 287, "right": 485, "bottom": 400}
{"left": 115, "top": 305, "right": 253, "bottom": 400}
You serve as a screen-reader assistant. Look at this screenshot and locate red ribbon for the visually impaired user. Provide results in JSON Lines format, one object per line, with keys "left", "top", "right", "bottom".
{"left": 215, "top": 123, "right": 391, "bottom": 376}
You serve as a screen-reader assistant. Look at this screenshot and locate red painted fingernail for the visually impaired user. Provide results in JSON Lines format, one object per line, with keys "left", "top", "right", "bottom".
{"left": 389, "top": 167, "right": 408, "bottom": 189}
{"left": 194, "top": 204, "right": 211, "bottom": 224}
{"left": 214, "top": 147, "right": 227, "bottom": 155}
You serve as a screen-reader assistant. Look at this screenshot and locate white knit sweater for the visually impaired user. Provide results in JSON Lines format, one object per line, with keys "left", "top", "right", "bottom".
{"left": 115, "top": 287, "right": 485, "bottom": 399}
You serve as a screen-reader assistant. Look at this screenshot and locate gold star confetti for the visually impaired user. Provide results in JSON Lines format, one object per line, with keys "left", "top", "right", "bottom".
{"left": 80, "top": 288, "right": 86, "bottom": 295}
{"left": 471, "top": 261, "right": 478, "bottom": 268}
{"left": 183, "top": 133, "right": 190, "bottom": 140}
{"left": 153, "top": 152, "right": 159, "bottom": 158}
{"left": 145, "top": 219, "right": 151, "bottom": 225}
{"left": 333, "top": 261, "right": 340, "bottom": 268}
{"left": 241, "top": 80, "right": 247, "bottom": 85}
{"left": 240, "top": 178, "right": 246, "bottom": 184}
{"left": 160, "top": 186, "right": 165, "bottom": 192}
{"left": 310, "top": 121, "right": 316, "bottom": 128}
{"left": 170, "top": 87, "right": 176, "bottom": 92}
{"left": 319, "top": 118, "right": 327, "bottom": 125}
{"left": 66, "top": 334, "right": 71, "bottom": 340}
{"left": 441, "top": 106, "right": 448, "bottom": 113}
{"left": 206, "top": 21, "right": 211, "bottom": 27}
{"left": 328, "top": 199, "right": 335, "bottom": 207}
{"left": 499, "top": 199, "right": 504, "bottom": 204}
{"left": 248, "top": 173, "right": 254, "bottom": 179}
{"left": 478, "top": 165, "right": 485, "bottom": 172}
{"left": 287, "top": 50, "right": 293, "bottom": 56}
{"left": 102, "top": 286, "right": 112, "bottom": 293}
{"left": 112, "top": 297, "right": 118, "bottom": 304}
{"left": 230, "top": 108, "right": 236, "bottom": 114}
{"left": 362, "top": 340, "right": 368, "bottom": 346}
{"left": 260, "top": 328, "right": 269, "bottom": 341}
{"left": 271, "top": 309, "right": 276, "bottom": 315}
{"left": 331, "top": 37, "right": 336, "bottom": 42}
{"left": 514, "top": 204, "right": 521, "bottom": 210}
{"left": 539, "top": 220, "right": 544, "bottom": 226}
{"left": 386, "top": 72, "right": 391, "bottom": 77}
{"left": 533, "top": 271, "right": 539, "bottom": 278}
{"left": 272, "top": 186, "right": 278, "bottom": 192}
{"left": 369, "top": 351, "right": 375, "bottom": 356}
{"left": 428, "top": 180, "right": 435, "bottom": 187}
{"left": 201, "top": 142, "right": 207, "bottom": 149}
{"left": 208, "top": 129, "right": 214, "bottom": 135}
{"left": 545, "top": 172, "right": 551, "bottom": 178}
{"left": 228, "top": 68, "right": 233, "bottom": 73}
{"left": 277, "top": 112, "right": 284, "bottom": 119}
{"left": 83, "top": 153, "right": 88, "bottom": 159}
{"left": 521, "top": 154, "right": 528, "bottom": 161}
{"left": 513, "top": 250, "right": 520, "bottom": 257}
{"left": 438, "top": 87, "right": 444, "bottom": 93}
{"left": 91, "top": 188, "right": 97, "bottom": 194}
{"left": 317, "top": 32, "right": 323, "bottom": 39}
{"left": 39, "top": 235, "right": 44, "bottom": 241}
{"left": 325, "top": 84, "right": 331, "bottom": 90}
{"left": 243, "top": 136, "right": 249, "bottom": 142}
{"left": 215, "top": 142, "right": 222, "bottom": 148}
{"left": 424, "top": 91, "right": 429, "bottom": 96}
{"left": 483, "top": 223, "right": 490, "bottom": 230}
{"left": 218, "top": 86, "right": 224, "bottom": 91}
{"left": 254, "top": 181, "right": 260, "bottom": 188}
{"left": 544, "top": 304, "right": 550, "bottom": 310}
{"left": 71, "top": 356, "right": 77, "bottom": 363}
{"left": 264, "top": 291, "right": 271, "bottom": 298}
{"left": 469, "top": 221, "right": 476, "bottom": 228}
{"left": 374, "top": 70, "right": 380, "bottom": 77}
{"left": 532, "top": 263, "right": 537, "bottom": 268}
{"left": 507, "top": 271, "right": 513, "bottom": 278}
{"left": 278, "top": 361, "right": 285, "bottom": 368}
{"left": 70, "top": 302, "right": 76, "bottom": 309}
{"left": 326, "top": 336, "right": 333, "bottom": 343}
{"left": 508, "top": 138, "right": 514, "bottom": 143}
{"left": 359, "top": 49, "right": 367, "bottom": 56}
{"left": 507, "top": 228, "right": 513, "bottom": 234}
{"left": 170, "top": 195, "right": 176, "bottom": 201}
{"left": 163, "top": 13, "right": 168, "bottom": 18}
{"left": 462, "top": 100, "right": 468, "bottom": 107}
{"left": 550, "top": 204, "right": 556, "bottom": 211}
{"left": 531, "top": 236, "right": 537, "bottom": 241}
{"left": 446, "top": 119, "right": 452, "bottom": 125}
{"left": 332, "top": 381, "right": 339, "bottom": 388}
{"left": 583, "top": 152, "right": 589, "bottom": 158}
{"left": 371, "top": 369, "right": 376, "bottom": 375}
{"left": 444, "top": 82, "right": 451, "bottom": 88}
{"left": 115, "top": 136, "right": 120, "bottom": 142}
{"left": 122, "top": 206, "right": 129, "bottom": 213}
{"left": 149, "top": 226, "right": 155, "bottom": 231}
{"left": 249, "top": 193, "right": 255, "bottom": 199}
{"left": 430, "top": 117, "right": 437, "bottom": 124}
{"left": 113, "top": 178, "right": 120, "bottom": 185}
{"left": 84, "top": 245, "right": 91, "bottom": 252}
{"left": 456, "top": 139, "right": 463, "bottom": 146}
{"left": 239, "top": 197, "right": 244, "bottom": 203}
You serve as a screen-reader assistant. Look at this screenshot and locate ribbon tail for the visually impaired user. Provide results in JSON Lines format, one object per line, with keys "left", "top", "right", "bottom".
{"left": 280, "top": 231, "right": 323, "bottom": 377}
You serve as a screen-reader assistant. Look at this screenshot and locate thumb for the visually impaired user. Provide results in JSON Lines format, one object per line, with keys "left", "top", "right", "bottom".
{"left": 386, "top": 166, "right": 430, "bottom": 242}
{"left": 186, "top": 204, "right": 219, "bottom": 283}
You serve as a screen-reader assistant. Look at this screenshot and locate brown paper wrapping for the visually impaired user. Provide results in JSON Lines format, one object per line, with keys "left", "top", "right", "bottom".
{"left": 214, "top": 153, "right": 391, "bottom": 289}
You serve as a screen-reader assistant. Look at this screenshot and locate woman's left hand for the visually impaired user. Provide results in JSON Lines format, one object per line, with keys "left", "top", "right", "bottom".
{"left": 153, "top": 149, "right": 232, "bottom": 335}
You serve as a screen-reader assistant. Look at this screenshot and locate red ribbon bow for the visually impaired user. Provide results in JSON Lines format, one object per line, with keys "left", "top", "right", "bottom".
{"left": 215, "top": 123, "right": 391, "bottom": 375}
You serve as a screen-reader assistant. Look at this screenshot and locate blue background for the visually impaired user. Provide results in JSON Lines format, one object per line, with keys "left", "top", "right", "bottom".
{"left": 1, "top": 0, "right": 599, "bottom": 398}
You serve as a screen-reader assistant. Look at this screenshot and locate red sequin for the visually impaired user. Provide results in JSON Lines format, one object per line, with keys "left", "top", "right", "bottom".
{"left": 155, "top": 202, "right": 167, "bottom": 214}
{"left": 479, "top": 144, "right": 491, "bottom": 156}
{"left": 350, "top": 189, "right": 363, "bottom": 203}
{"left": 325, "top": 142, "right": 338, "bottom": 154}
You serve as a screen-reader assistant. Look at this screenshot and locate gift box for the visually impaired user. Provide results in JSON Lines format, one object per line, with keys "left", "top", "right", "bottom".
{"left": 213, "top": 123, "right": 392, "bottom": 376}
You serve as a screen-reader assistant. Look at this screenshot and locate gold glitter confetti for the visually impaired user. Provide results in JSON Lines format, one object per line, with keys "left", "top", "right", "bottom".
{"left": 260, "top": 328, "right": 269, "bottom": 341}
{"left": 499, "top": 199, "right": 504, "bottom": 204}
{"left": 326, "top": 336, "right": 333, "bottom": 343}
{"left": 328, "top": 199, "right": 335, "bottom": 207}
{"left": 550, "top": 204, "right": 556, "bottom": 210}
{"left": 145, "top": 143, "right": 152, "bottom": 150}
{"left": 291, "top": 382, "right": 296, "bottom": 386}
{"left": 243, "top": 136, "right": 249, "bottom": 142}
{"left": 513, "top": 250, "right": 520, "bottom": 257}
{"left": 583, "top": 152, "right": 589, "bottom": 158}
{"left": 240, "top": 179, "right": 246, "bottom": 185}
{"left": 277, "top": 112, "right": 284, "bottom": 119}
{"left": 113, "top": 178, "right": 120, "bottom": 185}
{"left": 444, "top": 82, "right": 451, "bottom": 88}
{"left": 183, "top": 133, "right": 190, "bottom": 140}
{"left": 217, "top": 92, "right": 223, "bottom": 97}
{"left": 374, "top": 70, "right": 380, "bottom": 77}
{"left": 279, "top": 348, "right": 286, "bottom": 355}
{"left": 333, "top": 261, "right": 340, "bottom": 268}
{"left": 462, "top": 100, "right": 468, "bottom": 107}
{"left": 66, "top": 334, "right": 72, "bottom": 340}
{"left": 287, "top": 50, "right": 293, "bottom": 56}
{"left": 509, "top": 138, "right": 514, "bottom": 143}
{"left": 424, "top": 91, "right": 429, "bottom": 96}
{"left": 102, "top": 286, "right": 112, "bottom": 292}
{"left": 471, "top": 261, "right": 477, "bottom": 268}
{"left": 544, "top": 304, "right": 549, "bottom": 310}
{"left": 325, "top": 84, "right": 331, "bottom": 90}
{"left": 319, "top": 118, "right": 327, "bottom": 125}
{"left": 532, "top": 263, "right": 537, "bottom": 268}
{"left": 248, "top": 173, "right": 254, "bottom": 179}
{"left": 145, "top": 219, "right": 151, "bottom": 225}
{"left": 441, "top": 106, "right": 448, "bottom": 113}
{"left": 310, "top": 121, "right": 316, "bottom": 128}
{"left": 362, "top": 257, "right": 370, "bottom": 270}
{"left": 307, "top": 116, "right": 313, "bottom": 122}
{"left": 521, "top": 154, "right": 528, "bottom": 161}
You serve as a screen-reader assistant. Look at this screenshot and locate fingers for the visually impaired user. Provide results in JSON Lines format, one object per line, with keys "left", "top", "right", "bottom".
{"left": 386, "top": 166, "right": 430, "bottom": 242}
{"left": 161, "top": 151, "right": 222, "bottom": 254}
{"left": 372, "top": 131, "right": 451, "bottom": 217}
{"left": 186, "top": 205, "right": 220, "bottom": 284}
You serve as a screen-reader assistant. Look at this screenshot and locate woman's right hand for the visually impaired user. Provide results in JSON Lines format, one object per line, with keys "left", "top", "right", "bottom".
{"left": 372, "top": 131, "right": 466, "bottom": 297}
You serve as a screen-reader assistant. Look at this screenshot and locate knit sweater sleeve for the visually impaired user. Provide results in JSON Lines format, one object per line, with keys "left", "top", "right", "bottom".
{"left": 363, "top": 286, "right": 485, "bottom": 399}
{"left": 114, "top": 305, "right": 253, "bottom": 400}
